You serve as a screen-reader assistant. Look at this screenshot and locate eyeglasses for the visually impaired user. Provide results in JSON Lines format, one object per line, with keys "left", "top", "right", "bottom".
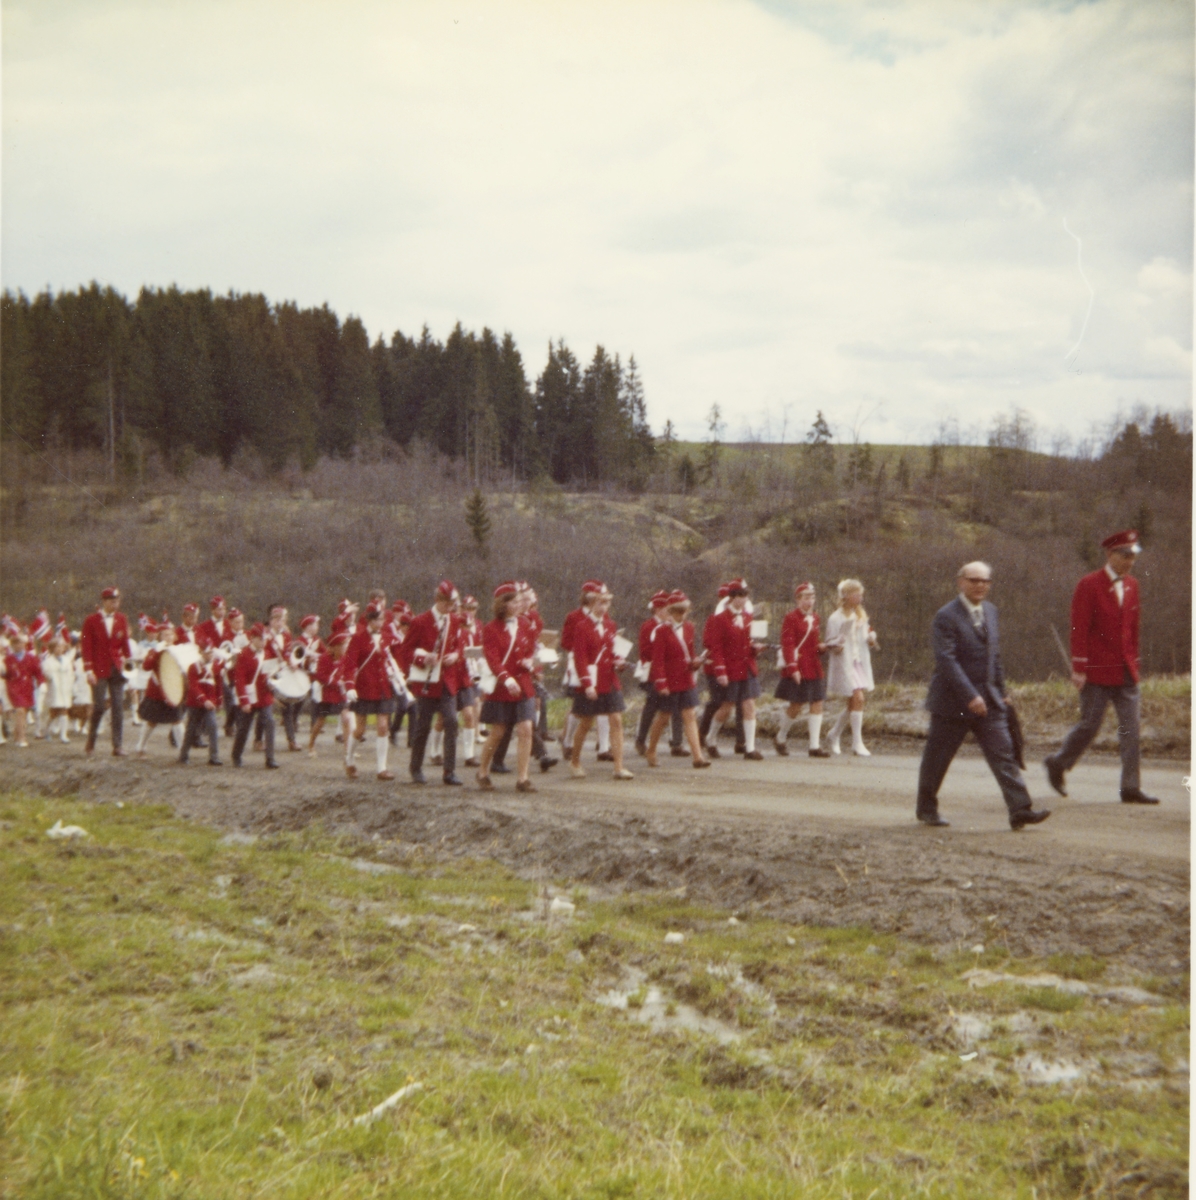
{"left": 961, "top": 577, "right": 992, "bottom": 584}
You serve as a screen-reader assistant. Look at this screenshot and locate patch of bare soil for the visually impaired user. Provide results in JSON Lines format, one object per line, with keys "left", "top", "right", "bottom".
{"left": 2, "top": 741, "right": 1188, "bottom": 978}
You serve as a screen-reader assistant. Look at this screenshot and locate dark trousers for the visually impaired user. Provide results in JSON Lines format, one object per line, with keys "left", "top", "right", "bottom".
{"left": 233, "top": 705, "right": 275, "bottom": 766}
{"left": 181, "top": 707, "right": 220, "bottom": 763}
{"left": 917, "top": 709, "right": 1031, "bottom": 819}
{"left": 1050, "top": 673, "right": 1140, "bottom": 793}
{"left": 88, "top": 672, "right": 124, "bottom": 750}
{"left": 410, "top": 692, "right": 457, "bottom": 778}
{"left": 388, "top": 695, "right": 416, "bottom": 746}
{"left": 636, "top": 684, "right": 683, "bottom": 747}
{"left": 279, "top": 699, "right": 303, "bottom": 747}
{"left": 223, "top": 683, "right": 237, "bottom": 735}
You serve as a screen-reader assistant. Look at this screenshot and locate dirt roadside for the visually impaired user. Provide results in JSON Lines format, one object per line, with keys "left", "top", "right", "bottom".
{"left": 2, "top": 736, "right": 1189, "bottom": 979}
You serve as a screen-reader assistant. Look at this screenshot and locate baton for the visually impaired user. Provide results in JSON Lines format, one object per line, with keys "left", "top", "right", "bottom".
{"left": 1048, "top": 624, "right": 1073, "bottom": 673}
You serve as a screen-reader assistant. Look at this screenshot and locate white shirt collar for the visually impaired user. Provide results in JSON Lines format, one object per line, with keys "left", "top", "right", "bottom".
{"left": 959, "top": 594, "right": 984, "bottom": 619}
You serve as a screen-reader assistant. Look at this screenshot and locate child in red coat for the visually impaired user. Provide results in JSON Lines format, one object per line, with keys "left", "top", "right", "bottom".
{"left": 2, "top": 629, "right": 45, "bottom": 747}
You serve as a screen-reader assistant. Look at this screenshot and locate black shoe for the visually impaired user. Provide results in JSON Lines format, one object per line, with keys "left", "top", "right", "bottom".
{"left": 1044, "top": 756, "right": 1067, "bottom": 797}
{"left": 265, "top": 760, "right": 280, "bottom": 769}
{"left": 670, "top": 745, "right": 689, "bottom": 757}
{"left": 809, "top": 748, "right": 831, "bottom": 758}
{"left": 596, "top": 751, "right": 614, "bottom": 762}
{"left": 492, "top": 763, "right": 512, "bottom": 775}
{"left": 1120, "top": 789, "right": 1160, "bottom": 805}
{"left": 232, "top": 760, "right": 242, "bottom": 768}
{"left": 169, "top": 730, "right": 179, "bottom": 748}
{"left": 744, "top": 749, "right": 764, "bottom": 761}
{"left": 917, "top": 814, "right": 950, "bottom": 827}
{"left": 539, "top": 756, "right": 559, "bottom": 773}
{"left": 734, "top": 744, "right": 746, "bottom": 755}
{"left": 1010, "top": 807, "right": 1051, "bottom": 830}
{"left": 443, "top": 773, "right": 463, "bottom": 786}
{"left": 410, "top": 770, "right": 427, "bottom": 785}
{"left": 634, "top": 740, "right": 647, "bottom": 757}
{"left": 774, "top": 738, "right": 789, "bottom": 757}
{"left": 706, "top": 745, "right": 721, "bottom": 759}
{"left": 208, "top": 759, "right": 223, "bottom": 767}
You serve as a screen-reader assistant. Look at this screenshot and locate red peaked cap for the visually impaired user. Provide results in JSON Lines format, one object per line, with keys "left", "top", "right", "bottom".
{"left": 364, "top": 605, "right": 383, "bottom": 621}
{"left": 209, "top": 595, "right": 225, "bottom": 608}
{"left": 462, "top": 594, "right": 478, "bottom": 608}
{"left": 1101, "top": 529, "right": 1141, "bottom": 553}
{"left": 717, "top": 584, "right": 730, "bottom": 599}
{"left": 182, "top": 602, "right": 199, "bottom": 615}
{"left": 300, "top": 614, "right": 319, "bottom": 628}
{"left": 101, "top": 587, "right": 120, "bottom": 600}
{"left": 493, "top": 581, "right": 518, "bottom": 598}
{"left": 329, "top": 632, "right": 350, "bottom": 647}
{"left": 793, "top": 581, "right": 815, "bottom": 597}
{"left": 724, "top": 577, "right": 749, "bottom": 594}
{"left": 436, "top": 580, "right": 458, "bottom": 600}
{"left": 667, "top": 589, "right": 690, "bottom": 607}
{"left": 228, "top": 607, "right": 243, "bottom": 620}
{"left": 649, "top": 590, "right": 672, "bottom": 609}
{"left": 581, "top": 579, "right": 610, "bottom": 596}
{"left": 248, "top": 622, "right": 266, "bottom": 639}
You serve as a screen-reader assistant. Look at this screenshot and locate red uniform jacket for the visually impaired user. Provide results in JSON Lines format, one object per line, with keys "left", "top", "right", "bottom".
{"left": 263, "top": 629, "right": 293, "bottom": 666}
{"left": 195, "top": 617, "right": 228, "bottom": 650}
{"left": 314, "top": 651, "right": 349, "bottom": 706}
{"left": 174, "top": 623, "right": 202, "bottom": 647}
{"left": 342, "top": 629, "right": 399, "bottom": 702}
{"left": 780, "top": 609, "right": 823, "bottom": 681}
{"left": 560, "top": 607, "right": 588, "bottom": 687}
{"left": 2, "top": 651, "right": 44, "bottom": 709}
{"left": 650, "top": 620, "right": 698, "bottom": 694}
{"left": 638, "top": 617, "right": 663, "bottom": 665}
{"left": 233, "top": 646, "right": 274, "bottom": 709}
{"left": 1070, "top": 568, "right": 1141, "bottom": 685}
{"left": 398, "top": 610, "right": 462, "bottom": 698}
{"left": 184, "top": 660, "right": 224, "bottom": 709}
{"left": 700, "top": 613, "right": 720, "bottom": 678}
{"left": 481, "top": 616, "right": 538, "bottom": 701}
{"left": 80, "top": 610, "right": 132, "bottom": 679}
{"left": 704, "top": 607, "right": 758, "bottom": 681}
{"left": 572, "top": 612, "right": 623, "bottom": 694}
{"left": 141, "top": 648, "right": 170, "bottom": 706}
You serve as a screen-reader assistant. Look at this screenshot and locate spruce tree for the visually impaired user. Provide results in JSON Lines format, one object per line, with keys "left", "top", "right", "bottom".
{"left": 464, "top": 488, "right": 492, "bottom": 552}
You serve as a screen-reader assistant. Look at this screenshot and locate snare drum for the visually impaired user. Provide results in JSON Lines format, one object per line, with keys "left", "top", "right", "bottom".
{"left": 272, "top": 666, "right": 312, "bottom": 702}
{"left": 158, "top": 643, "right": 202, "bottom": 707}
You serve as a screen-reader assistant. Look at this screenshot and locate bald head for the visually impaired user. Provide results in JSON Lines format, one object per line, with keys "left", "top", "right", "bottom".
{"left": 958, "top": 561, "right": 993, "bottom": 605}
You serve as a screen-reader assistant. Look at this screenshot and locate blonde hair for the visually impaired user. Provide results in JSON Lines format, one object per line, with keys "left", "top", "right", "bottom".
{"left": 836, "top": 578, "right": 868, "bottom": 625}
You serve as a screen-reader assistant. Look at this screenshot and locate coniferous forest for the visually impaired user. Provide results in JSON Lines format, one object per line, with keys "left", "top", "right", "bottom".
{"left": 0, "top": 284, "right": 656, "bottom": 487}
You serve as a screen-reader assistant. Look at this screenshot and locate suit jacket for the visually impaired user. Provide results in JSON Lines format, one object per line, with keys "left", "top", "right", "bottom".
{"left": 703, "top": 608, "right": 758, "bottom": 681}
{"left": 481, "top": 616, "right": 538, "bottom": 700}
{"left": 1070, "top": 568, "right": 1140, "bottom": 685}
{"left": 397, "top": 609, "right": 461, "bottom": 698}
{"left": 924, "top": 596, "right": 1007, "bottom": 719}
{"left": 80, "top": 610, "right": 133, "bottom": 679}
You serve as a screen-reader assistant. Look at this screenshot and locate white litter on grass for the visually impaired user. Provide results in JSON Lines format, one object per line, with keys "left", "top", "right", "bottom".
{"left": 962, "top": 968, "right": 1164, "bottom": 1006}
{"left": 548, "top": 897, "right": 575, "bottom": 917}
{"left": 727, "top": 917, "right": 740, "bottom": 926}
{"left": 46, "top": 820, "right": 89, "bottom": 840}
{"left": 959, "top": 1052, "right": 979, "bottom": 1062}
{"left": 352, "top": 1082, "right": 423, "bottom": 1125}
{"left": 457, "top": 923, "right": 478, "bottom": 934}
{"left": 785, "top": 937, "right": 797, "bottom": 947}
{"left": 663, "top": 932, "right": 685, "bottom": 945}
{"left": 970, "top": 944, "right": 985, "bottom": 954}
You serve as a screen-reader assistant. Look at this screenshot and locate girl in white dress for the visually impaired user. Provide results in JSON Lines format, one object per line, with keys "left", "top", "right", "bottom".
{"left": 41, "top": 635, "right": 76, "bottom": 742}
{"left": 824, "top": 578, "right": 878, "bottom": 756}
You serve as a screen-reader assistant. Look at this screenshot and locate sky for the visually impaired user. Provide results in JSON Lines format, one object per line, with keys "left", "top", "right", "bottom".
{"left": 2, "top": 0, "right": 1192, "bottom": 445}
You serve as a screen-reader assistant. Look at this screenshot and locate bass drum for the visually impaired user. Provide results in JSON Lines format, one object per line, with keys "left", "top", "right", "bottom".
{"left": 273, "top": 666, "right": 312, "bottom": 701}
{"left": 159, "top": 643, "right": 201, "bottom": 707}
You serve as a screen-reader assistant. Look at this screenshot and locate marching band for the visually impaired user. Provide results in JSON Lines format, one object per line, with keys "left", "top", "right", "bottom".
{"left": 0, "top": 576, "right": 881, "bottom": 785}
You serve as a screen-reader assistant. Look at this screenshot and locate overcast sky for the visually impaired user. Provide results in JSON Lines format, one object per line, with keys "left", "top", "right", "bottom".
{"left": 3, "top": 0, "right": 1192, "bottom": 444}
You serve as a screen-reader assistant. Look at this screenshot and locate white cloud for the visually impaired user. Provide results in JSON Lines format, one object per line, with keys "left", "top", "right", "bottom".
{"left": 1, "top": 0, "right": 1190, "bottom": 444}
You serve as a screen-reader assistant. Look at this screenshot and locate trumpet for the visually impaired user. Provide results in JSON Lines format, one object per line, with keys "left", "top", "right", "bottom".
{"left": 288, "top": 642, "right": 308, "bottom": 669}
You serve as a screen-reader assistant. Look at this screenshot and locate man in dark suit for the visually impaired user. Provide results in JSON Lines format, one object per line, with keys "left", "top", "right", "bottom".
{"left": 916, "top": 562, "right": 1050, "bottom": 830}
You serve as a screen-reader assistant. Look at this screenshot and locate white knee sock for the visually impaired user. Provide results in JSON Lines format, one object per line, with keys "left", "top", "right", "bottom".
{"left": 828, "top": 708, "right": 848, "bottom": 745}
{"left": 431, "top": 728, "right": 444, "bottom": 758}
{"left": 463, "top": 726, "right": 476, "bottom": 759}
{"left": 597, "top": 715, "right": 611, "bottom": 753}
{"left": 173, "top": 721, "right": 185, "bottom": 745}
{"left": 777, "top": 712, "right": 794, "bottom": 742}
{"left": 849, "top": 710, "right": 865, "bottom": 749}
{"left": 137, "top": 724, "right": 153, "bottom": 752}
{"left": 707, "top": 716, "right": 724, "bottom": 748}
{"left": 376, "top": 734, "right": 389, "bottom": 774}
{"left": 345, "top": 725, "right": 358, "bottom": 765}
{"left": 743, "top": 718, "right": 757, "bottom": 753}
{"left": 808, "top": 713, "right": 823, "bottom": 749}
{"left": 564, "top": 713, "right": 579, "bottom": 756}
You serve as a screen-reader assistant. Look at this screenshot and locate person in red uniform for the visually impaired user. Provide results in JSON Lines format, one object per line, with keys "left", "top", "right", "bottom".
{"left": 179, "top": 643, "right": 224, "bottom": 766}
{"left": 645, "top": 591, "right": 709, "bottom": 767}
{"left": 774, "top": 582, "right": 829, "bottom": 757}
{"left": 231, "top": 623, "right": 279, "bottom": 769}
{"left": 568, "top": 582, "right": 633, "bottom": 780}
{"left": 341, "top": 605, "right": 402, "bottom": 781}
{"left": 175, "top": 603, "right": 201, "bottom": 645}
{"left": 476, "top": 582, "right": 540, "bottom": 792}
{"left": 634, "top": 590, "right": 686, "bottom": 757}
{"left": 1045, "top": 529, "right": 1159, "bottom": 805}
{"left": 703, "top": 579, "right": 766, "bottom": 759}
{"left": 1, "top": 628, "right": 44, "bottom": 747}
{"left": 81, "top": 586, "right": 133, "bottom": 756}
{"left": 560, "top": 581, "right": 616, "bottom": 764}
{"left": 196, "top": 596, "right": 230, "bottom": 650}
{"left": 398, "top": 580, "right": 465, "bottom": 786}
{"left": 308, "top": 632, "right": 351, "bottom": 756}
{"left": 698, "top": 584, "right": 743, "bottom": 753}
{"left": 133, "top": 623, "right": 183, "bottom": 757}
{"left": 386, "top": 600, "right": 417, "bottom": 750}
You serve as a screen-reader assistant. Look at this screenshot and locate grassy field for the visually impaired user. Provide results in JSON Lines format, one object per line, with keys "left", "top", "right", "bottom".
{"left": 0, "top": 792, "right": 1187, "bottom": 1199}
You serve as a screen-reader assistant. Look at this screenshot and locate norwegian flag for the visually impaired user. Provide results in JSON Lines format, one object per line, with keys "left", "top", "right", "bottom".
{"left": 0, "top": 613, "right": 19, "bottom": 637}
{"left": 28, "top": 609, "right": 51, "bottom": 643}
{"left": 54, "top": 612, "right": 68, "bottom": 638}
{"left": 137, "top": 612, "right": 151, "bottom": 633}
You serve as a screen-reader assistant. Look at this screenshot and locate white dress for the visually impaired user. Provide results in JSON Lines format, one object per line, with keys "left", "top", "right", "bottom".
{"left": 824, "top": 609, "right": 875, "bottom": 697}
{"left": 42, "top": 651, "right": 76, "bottom": 709}
{"left": 72, "top": 656, "right": 93, "bottom": 706}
